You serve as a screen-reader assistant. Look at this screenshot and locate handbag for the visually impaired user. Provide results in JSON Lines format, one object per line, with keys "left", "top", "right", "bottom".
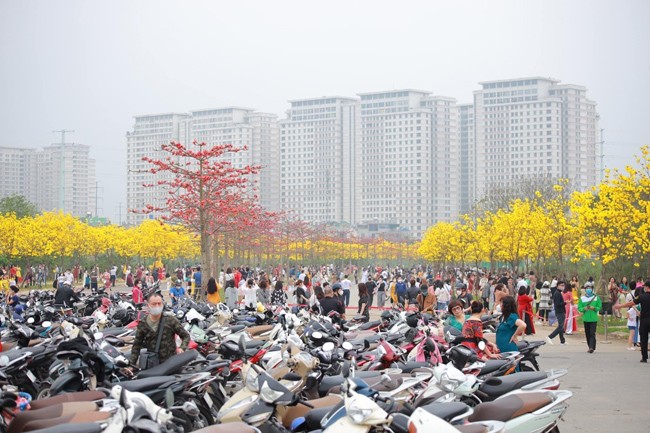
{"left": 139, "top": 316, "right": 165, "bottom": 370}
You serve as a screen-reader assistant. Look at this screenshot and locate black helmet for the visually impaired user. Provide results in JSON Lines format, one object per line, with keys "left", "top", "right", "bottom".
{"left": 448, "top": 345, "right": 478, "bottom": 369}
{"left": 406, "top": 312, "right": 420, "bottom": 328}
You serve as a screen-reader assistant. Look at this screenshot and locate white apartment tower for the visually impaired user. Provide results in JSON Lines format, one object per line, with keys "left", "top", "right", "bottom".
{"left": 473, "top": 77, "right": 599, "bottom": 199}
{"left": 126, "top": 113, "right": 191, "bottom": 226}
{"left": 358, "top": 90, "right": 460, "bottom": 235}
{"left": 0, "top": 144, "right": 95, "bottom": 217}
{"left": 0, "top": 147, "right": 38, "bottom": 204}
{"left": 459, "top": 104, "right": 475, "bottom": 214}
{"left": 189, "top": 108, "right": 280, "bottom": 211}
{"left": 279, "top": 97, "right": 360, "bottom": 223}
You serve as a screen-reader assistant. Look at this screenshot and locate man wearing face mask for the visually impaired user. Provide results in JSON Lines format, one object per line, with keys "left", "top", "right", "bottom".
{"left": 577, "top": 283, "right": 602, "bottom": 353}
{"left": 129, "top": 293, "right": 190, "bottom": 369}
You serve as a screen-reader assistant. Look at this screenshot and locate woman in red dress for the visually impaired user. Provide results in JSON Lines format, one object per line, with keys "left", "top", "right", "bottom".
{"left": 461, "top": 301, "right": 501, "bottom": 360}
{"left": 517, "top": 285, "right": 536, "bottom": 335}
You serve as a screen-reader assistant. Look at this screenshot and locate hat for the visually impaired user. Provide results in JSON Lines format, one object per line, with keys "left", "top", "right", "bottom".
{"left": 175, "top": 280, "right": 182, "bottom": 285}
{"left": 542, "top": 281, "right": 550, "bottom": 287}
{"left": 517, "top": 280, "right": 528, "bottom": 289}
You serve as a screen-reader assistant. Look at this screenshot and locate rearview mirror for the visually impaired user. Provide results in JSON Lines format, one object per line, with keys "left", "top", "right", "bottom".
{"left": 312, "top": 331, "right": 323, "bottom": 340}
{"left": 342, "top": 341, "right": 353, "bottom": 351}
{"left": 478, "top": 340, "right": 487, "bottom": 351}
{"left": 42, "top": 321, "right": 52, "bottom": 328}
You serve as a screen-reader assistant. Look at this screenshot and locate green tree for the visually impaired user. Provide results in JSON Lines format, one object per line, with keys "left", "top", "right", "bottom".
{"left": 0, "top": 194, "right": 39, "bottom": 218}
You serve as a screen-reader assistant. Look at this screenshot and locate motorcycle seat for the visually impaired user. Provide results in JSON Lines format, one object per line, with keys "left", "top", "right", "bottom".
{"left": 245, "top": 340, "right": 265, "bottom": 349}
{"left": 247, "top": 325, "right": 273, "bottom": 336}
{"left": 27, "top": 423, "right": 104, "bottom": 433}
{"left": 304, "top": 406, "right": 336, "bottom": 429}
{"left": 192, "top": 422, "right": 259, "bottom": 433}
{"left": 229, "top": 325, "right": 246, "bottom": 333}
{"left": 8, "top": 402, "right": 97, "bottom": 433}
{"left": 420, "top": 402, "right": 470, "bottom": 422}
{"left": 479, "top": 372, "right": 548, "bottom": 399}
{"left": 120, "top": 376, "right": 177, "bottom": 392}
{"left": 5, "top": 346, "right": 46, "bottom": 361}
{"left": 469, "top": 392, "right": 553, "bottom": 422}
{"left": 30, "top": 391, "right": 106, "bottom": 410}
{"left": 516, "top": 340, "right": 529, "bottom": 350}
{"left": 359, "top": 320, "right": 381, "bottom": 331}
{"left": 281, "top": 395, "right": 342, "bottom": 428}
{"left": 479, "top": 359, "right": 509, "bottom": 375}
{"left": 23, "top": 411, "right": 111, "bottom": 432}
{"left": 101, "top": 328, "right": 128, "bottom": 336}
{"left": 394, "top": 361, "right": 431, "bottom": 373}
{"left": 137, "top": 350, "right": 198, "bottom": 378}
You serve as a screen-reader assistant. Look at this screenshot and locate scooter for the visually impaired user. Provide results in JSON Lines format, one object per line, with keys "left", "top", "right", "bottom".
{"left": 468, "top": 389, "right": 573, "bottom": 433}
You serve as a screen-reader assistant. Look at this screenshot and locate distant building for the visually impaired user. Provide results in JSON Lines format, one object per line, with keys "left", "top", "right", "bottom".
{"left": 279, "top": 97, "right": 360, "bottom": 224}
{"left": 190, "top": 108, "right": 280, "bottom": 211}
{"left": 126, "top": 113, "right": 191, "bottom": 226}
{"left": 459, "top": 104, "right": 476, "bottom": 215}
{"left": 126, "top": 109, "right": 281, "bottom": 225}
{"left": 473, "top": 77, "right": 599, "bottom": 201}
{"left": 0, "top": 143, "right": 95, "bottom": 217}
{"left": 358, "top": 90, "right": 460, "bottom": 235}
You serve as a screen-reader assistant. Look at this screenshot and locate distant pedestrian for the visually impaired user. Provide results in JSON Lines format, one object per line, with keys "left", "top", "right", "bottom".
{"left": 547, "top": 281, "right": 568, "bottom": 345}
{"left": 577, "top": 285, "right": 602, "bottom": 353}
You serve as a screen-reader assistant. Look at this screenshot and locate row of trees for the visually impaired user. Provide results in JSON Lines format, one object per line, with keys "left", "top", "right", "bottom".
{"left": 418, "top": 146, "right": 650, "bottom": 279}
{"left": 0, "top": 212, "right": 417, "bottom": 267}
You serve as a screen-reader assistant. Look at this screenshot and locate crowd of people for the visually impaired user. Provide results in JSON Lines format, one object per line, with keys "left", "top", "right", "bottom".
{"left": 2, "top": 262, "right": 649, "bottom": 363}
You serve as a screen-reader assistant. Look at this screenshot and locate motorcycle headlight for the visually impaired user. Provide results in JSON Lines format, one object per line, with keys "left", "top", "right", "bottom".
{"left": 259, "top": 381, "right": 285, "bottom": 404}
{"left": 348, "top": 399, "right": 373, "bottom": 424}
{"left": 245, "top": 369, "right": 260, "bottom": 392}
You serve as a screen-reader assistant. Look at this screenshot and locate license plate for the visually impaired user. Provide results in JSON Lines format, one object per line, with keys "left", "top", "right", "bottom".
{"left": 218, "top": 383, "right": 227, "bottom": 397}
{"left": 26, "top": 370, "right": 37, "bottom": 383}
{"left": 204, "top": 392, "right": 213, "bottom": 408}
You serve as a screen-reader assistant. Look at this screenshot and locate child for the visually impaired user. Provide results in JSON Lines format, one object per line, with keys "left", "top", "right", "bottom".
{"left": 627, "top": 306, "right": 638, "bottom": 350}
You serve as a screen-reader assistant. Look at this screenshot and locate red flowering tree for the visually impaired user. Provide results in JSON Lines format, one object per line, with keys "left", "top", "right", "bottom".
{"left": 135, "top": 140, "right": 261, "bottom": 280}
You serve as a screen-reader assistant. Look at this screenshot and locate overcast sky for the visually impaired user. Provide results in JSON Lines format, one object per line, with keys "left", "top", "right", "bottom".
{"left": 1, "top": 0, "right": 648, "bottom": 222}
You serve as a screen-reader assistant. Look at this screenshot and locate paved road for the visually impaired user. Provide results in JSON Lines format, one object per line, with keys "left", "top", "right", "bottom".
{"left": 525, "top": 325, "right": 649, "bottom": 432}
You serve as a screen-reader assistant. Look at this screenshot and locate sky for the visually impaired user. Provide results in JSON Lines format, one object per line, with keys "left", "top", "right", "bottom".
{"left": 1, "top": 0, "right": 649, "bottom": 223}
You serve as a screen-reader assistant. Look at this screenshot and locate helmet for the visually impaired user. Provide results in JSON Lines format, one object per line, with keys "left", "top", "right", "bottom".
{"left": 448, "top": 345, "right": 478, "bottom": 370}
{"left": 380, "top": 310, "right": 393, "bottom": 322}
{"left": 406, "top": 312, "right": 420, "bottom": 328}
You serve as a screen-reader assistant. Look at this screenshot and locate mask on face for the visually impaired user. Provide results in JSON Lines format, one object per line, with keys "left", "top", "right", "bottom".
{"left": 149, "top": 306, "right": 163, "bottom": 315}
{"left": 586, "top": 289, "right": 594, "bottom": 297}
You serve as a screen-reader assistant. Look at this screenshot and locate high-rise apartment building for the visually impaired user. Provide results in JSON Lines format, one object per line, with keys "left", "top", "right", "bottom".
{"left": 0, "top": 147, "right": 37, "bottom": 204}
{"left": 358, "top": 90, "right": 459, "bottom": 235}
{"left": 279, "top": 97, "right": 360, "bottom": 223}
{"left": 0, "top": 144, "right": 95, "bottom": 217}
{"left": 126, "top": 113, "right": 191, "bottom": 226}
{"left": 473, "top": 77, "right": 599, "bottom": 201}
{"left": 190, "top": 108, "right": 280, "bottom": 211}
{"left": 459, "top": 104, "right": 475, "bottom": 215}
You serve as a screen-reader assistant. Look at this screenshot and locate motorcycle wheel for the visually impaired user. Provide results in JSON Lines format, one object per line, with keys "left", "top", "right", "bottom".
{"left": 174, "top": 399, "right": 214, "bottom": 431}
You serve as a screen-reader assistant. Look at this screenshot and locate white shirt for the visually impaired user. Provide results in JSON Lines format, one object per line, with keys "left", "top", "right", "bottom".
{"left": 341, "top": 279, "right": 352, "bottom": 291}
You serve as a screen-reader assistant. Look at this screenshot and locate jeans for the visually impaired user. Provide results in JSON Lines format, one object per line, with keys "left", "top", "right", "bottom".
{"left": 377, "top": 291, "right": 387, "bottom": 307}
{"left": 437, "top": 302, "right": 449, "bottom": 314}
{"left": 640, "top": 319, "right": 650, "bottom": 361}
{"left": 549, "top": 312, "right": 566, "bottom": 343}
{"left": 584, "top": 321, "right": 597, "bottom": 350}
{"left": 343, "top": 289, "right": 350, "bottom": 307}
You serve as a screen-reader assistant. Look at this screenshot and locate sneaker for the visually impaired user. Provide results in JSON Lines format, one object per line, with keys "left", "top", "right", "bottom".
{"left": 640, "top": 359, "right": 647, "bottom": 363}
{"left": 546, "top": 337, "right": 554, "bottom": 345}
{"left": 535, "top": 321, "right": 542, "bottom": 325}
{"left": 588, "top": 349, "right": 594, "bottom": 353}
{"left": 628, "top": 347, "right": 636, "bottom": 351}
{"left": 560, "top": 341, "right": 569, "bottom": 345}
{"left": 565, "top": 332, "right": 573, "bottom": 335}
